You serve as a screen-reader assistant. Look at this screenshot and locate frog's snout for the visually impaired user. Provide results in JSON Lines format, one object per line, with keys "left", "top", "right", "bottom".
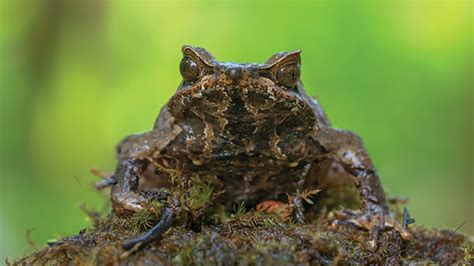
{"left": 225, "top": 66, "right": 243, "bottom": 81}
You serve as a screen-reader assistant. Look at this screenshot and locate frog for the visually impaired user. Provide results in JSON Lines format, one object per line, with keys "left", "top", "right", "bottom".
{"left": 107, "top": 45, "right": 411, "bottom": 250}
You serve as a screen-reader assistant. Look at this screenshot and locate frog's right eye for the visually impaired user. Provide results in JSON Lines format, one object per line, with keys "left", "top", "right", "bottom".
{"left": 180, "top": 57, "right": 200, "bottom": 83}
{"left": 276, "top": 63, "right": 300, "bottom": 89}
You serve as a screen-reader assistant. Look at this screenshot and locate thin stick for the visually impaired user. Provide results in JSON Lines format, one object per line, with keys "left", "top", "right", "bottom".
{"left": 122, "top": 206, "right": 176, "bottom": 250}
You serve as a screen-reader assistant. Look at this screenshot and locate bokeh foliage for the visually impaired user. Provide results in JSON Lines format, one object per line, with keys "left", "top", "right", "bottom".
{"left": 0, "top": 0, "right": 472, "bottom": 261}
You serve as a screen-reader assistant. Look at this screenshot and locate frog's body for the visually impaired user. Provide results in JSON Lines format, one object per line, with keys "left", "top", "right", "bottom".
{"left": 111, "top": 46, "right": 409, "bottom": 249}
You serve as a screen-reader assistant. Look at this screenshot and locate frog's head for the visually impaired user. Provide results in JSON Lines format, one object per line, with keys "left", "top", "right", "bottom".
{"left": 168, "top": 45, "right": 318, "bottom": 165}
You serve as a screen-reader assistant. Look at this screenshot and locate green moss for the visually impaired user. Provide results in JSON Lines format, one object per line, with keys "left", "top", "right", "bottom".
{"left": 10, "top": 171, "right": 473, "bottom": 265}
{"left": 12, "top": 205, "right": 473, "bottom": 265}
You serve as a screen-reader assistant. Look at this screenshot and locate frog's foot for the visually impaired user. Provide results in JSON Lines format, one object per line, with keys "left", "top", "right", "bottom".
{"left": 330, "top": 208, "right": 413, "bottom": 249}
{"left": 112, "top": 191, "right": 151, "bottom": 214}
{"left": 256, "top": 200, "right": 292, "bottom": 220}
{"left": 112, "top": 190, "right": 170, "bottom": 215}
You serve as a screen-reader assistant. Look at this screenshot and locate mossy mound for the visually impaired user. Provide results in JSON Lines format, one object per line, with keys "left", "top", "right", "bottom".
{"left": 12, "top": 207, "right": 473, "bottom": 265}
{"left": 11, "top": 173, "right": 473, "bottom": 265}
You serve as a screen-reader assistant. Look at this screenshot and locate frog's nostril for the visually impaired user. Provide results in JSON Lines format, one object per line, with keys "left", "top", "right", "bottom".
{"left": 225, "top": 67, "right": 243, "bottom": 80}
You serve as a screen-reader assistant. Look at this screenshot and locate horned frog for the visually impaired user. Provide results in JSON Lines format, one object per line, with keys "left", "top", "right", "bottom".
{"left": 107, "top": 45, "right": 410, "bottom": 249}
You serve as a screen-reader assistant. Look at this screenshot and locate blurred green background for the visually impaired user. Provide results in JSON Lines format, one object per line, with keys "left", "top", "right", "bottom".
{"left": 1, "top": 0, "right": 472, "bottom": 260}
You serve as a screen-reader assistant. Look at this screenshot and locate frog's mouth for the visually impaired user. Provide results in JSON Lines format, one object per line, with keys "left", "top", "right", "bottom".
{"left": 169, "top": 83, "right": 317, "bottom": 163}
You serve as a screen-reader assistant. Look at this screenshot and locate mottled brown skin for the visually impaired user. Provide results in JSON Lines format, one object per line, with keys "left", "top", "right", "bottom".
{"left": 110, "top": 45, "right": 409, "bottom": 245}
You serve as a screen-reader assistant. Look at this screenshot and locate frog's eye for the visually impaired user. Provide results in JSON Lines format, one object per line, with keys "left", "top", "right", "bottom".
{"left": 276, "top": 63, "right": 300, "bottom": 89}
{"left": 180, "top": 57, "right": 200, "bottom": 83}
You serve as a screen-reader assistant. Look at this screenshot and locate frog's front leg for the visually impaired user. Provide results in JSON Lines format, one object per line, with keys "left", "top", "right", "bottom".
{"left": 110, "top": 159, "right": 149, "bottom": 214}
{"left": 315, "top": 127, "right": 410, "bottom": 242}
{"left": 110, "top": 129, "right": 177, "bottom": 215}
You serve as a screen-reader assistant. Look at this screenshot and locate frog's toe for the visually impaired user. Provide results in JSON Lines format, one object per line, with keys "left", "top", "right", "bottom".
{"left": 384, "top": 213, "right": 411, "bottom": 240}
{"left": 112, "top": 192, "right": 147, "bottom": 214}
{"left": 123, "top": 200, "right": 145, "bottom": 212}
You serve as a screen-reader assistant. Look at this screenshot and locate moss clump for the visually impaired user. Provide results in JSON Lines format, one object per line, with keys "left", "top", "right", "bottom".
{"left": 12, "top": 204, "right": 473, "bottom": 265}
{"left": 10, "top": 170, "right": 473, "bottom": 265}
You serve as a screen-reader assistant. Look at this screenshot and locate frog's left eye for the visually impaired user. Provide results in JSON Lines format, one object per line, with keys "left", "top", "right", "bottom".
{"left": 276, "top": 63, "right": 300, "bottom": 89}
{"left": 180, "top": 57, "right": 200, "bottom": 83}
